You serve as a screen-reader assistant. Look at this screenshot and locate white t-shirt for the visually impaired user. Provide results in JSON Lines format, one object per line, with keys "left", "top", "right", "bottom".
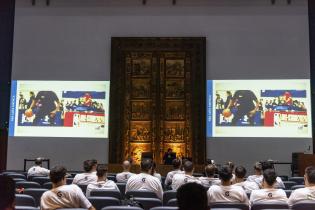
{"left": 116, "top": 172, "right": 135, "bottom": 183}
{"left": 288, "top": 186, "right": 315, "bottom": 206}
{"left": 126, "top": 173, "right": 163, "bottom": 200}
{"left": 254, "top": 176, "right": 285, "bottom": 189}
{"left": 40, "top": 184, "right": 92, "bottom": 210}
{"left": 86, "top": 180, "right": 120, "bottom": 197}
{"left": 250, "top": 188, "right": 287, "bottom": 205}
{"left": 233, "top": 181, "right": 260, "bottom": 193}
{"left": 27, "top": 165, "right": 50, "bottom": 177}
{"left": 153, "top": 173, "right": 162, "bottom": 183}
{"left": 72, "top": 172, "right": 98, "bottom": 185}
{"left": 207, "top": 185, "right": 249, "bottom": 205}
{"left": 199, "top": 177, "right": 221, "bottom": 188}
{"left": 171, "top": 173, "right": 202, "bottom": 190}
{"left": 247, "top": 175, "right": 262, "bottom": 182}
{"left": 165, "top": 169, "right": 184, "bottom": 186}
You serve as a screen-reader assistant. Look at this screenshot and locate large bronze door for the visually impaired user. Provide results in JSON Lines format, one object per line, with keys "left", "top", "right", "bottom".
{"left": 110, "top": 38, "right": 206, "bottom": 164}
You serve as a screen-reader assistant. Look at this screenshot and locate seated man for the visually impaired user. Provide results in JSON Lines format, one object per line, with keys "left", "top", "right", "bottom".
{"left": 0, "top": 175, "right": 15, "bottom": 210}
{"left": 41, "top": 166, "right": 95, "bottom": 210}
{"left": 177, "top": 182, "right": 209, "bottom": 210}
{"left": 116, "top": 160, "right": 135, "bottom": 183}
{"left": 246, "top": 162, "right": 262, "bottom": 182}
{"left": 165, "top": 159, "right": 184, "bottom": 187}
{"left": 207, "top": 165, "right": 249, "bottom": 205}
{"left": 72, "top": 160, "right": 97, "bottom": 185}
{"left": 233, "top": 166, "right": 259, "bottom": 193}
{"left": 172, "top": 161, "right": 201, "bottom": 190}
{"left": 27, "top": 157, "right": 50, "bottom": 177}
{"left": 254, "top": 161, "right": 285, "bottom": 189}
{"left": 86, "top": 164, "right": 119, "bottom": 197}
{"left": 250, "top": 169, "right": 287, "bottom": 205}
{"left": 288, "top": 166, "right": 315, "bottom": 206}
{"left": 199, "top": 164, "right": 221, "bottom": 188}
{"left": 126, "top": 158, "right": 163, "bottom": 200}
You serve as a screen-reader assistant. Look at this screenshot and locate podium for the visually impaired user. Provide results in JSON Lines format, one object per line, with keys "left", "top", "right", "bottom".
{"left": 297, "top": 154, "right": 315, "bottom": 176}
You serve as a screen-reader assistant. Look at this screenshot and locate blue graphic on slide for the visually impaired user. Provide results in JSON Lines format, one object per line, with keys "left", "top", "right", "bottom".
{"left": 9, "top": 80, "right": 17, "bottom": 136}
{"left": 206, "top": 80, "right": 213, "bottom": 137}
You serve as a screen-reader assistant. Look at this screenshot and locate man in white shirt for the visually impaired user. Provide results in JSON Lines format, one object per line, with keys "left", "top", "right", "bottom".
{"left": 126, "top": 158, "right": 163, "bottom": 200}
{"left": 207, "top": 165, "right": 249, "bottom": 206}
{"left": 288, "top": 166, "right": 315, "bottom": 206}
{"left": 165, "top": 159, "right": 183, "bottom": 188}
{"left": 40, "top": 166, "right": 95, "bottom": 210}
{"left": 199, "top": 164, "right": 221, "bottom": 188}
{"left": 233, "top": 166, "right": 259, "bottom": 193}
{"left": 86, "top": 164, "right": 119, "bottom": 197}
{"left": 247, "top": 162, "right": 262, "bottom": 182}
{"left": 116, "top": 160, "right": 135, "bottom": 183}
{"left": 172, "top": 161, "right": 201, "bottom": 190}
{"left": 72, "top": 160, "right": 98, "bottom": 185}
{"left": 254, "top": 161, "right": 285, "bottom": 189}
{"left": 250, "top": 169, "right": 287, "bottom": 205}
{"left": 27, "top": 157, "right": 50, "bottom": 177}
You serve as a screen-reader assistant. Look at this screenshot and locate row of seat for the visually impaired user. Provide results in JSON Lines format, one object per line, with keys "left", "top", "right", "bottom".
{"left": 15, "top": 207, "right": 179, "bottom": 210}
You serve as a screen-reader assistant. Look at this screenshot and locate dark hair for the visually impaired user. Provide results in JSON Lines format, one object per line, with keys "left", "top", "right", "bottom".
{"left": 261, "top": 161, "right": 274, "bottom": 171}
{"left": 205, "top": 164, "right": 216, "bottom": 177}
{"left": 219, "top": 165, "right": 233, "bottom": 182}
{"left": 35, "top": 157, "right": 42, "bottom": 165}
{"left": 0, "top": 175, "right": 15, "bottom": 209}
{"left": 172, "top": 159, "right": 181, "bottom": 169}
{"left": 50, "top": 166, "right": 67, "bottom": 184}
{"left": 91, "top": 159, "right": 98, "bottom": 166}
{"left": 305, "top": 166, "right": 315, "bottom": 184}
{"left": 235, "top": 166, "right": 247, "bottom": 179}
{"left": 177, "top": 183, "right": 208, "bottom": 210}
{"left": 141, "top": 158, "right": 153, "bottom": 172}
{"left": 254, "top": 162, "right": 262, "bottom": 171}
{"left": 150, "top": 162, "right": 157, "bottom": 176}
{"left": 263, "top": 169, "right": 277, "bottom": 186}
{"left": 83, "top": 160, "right": 93, "bottom": 172}
{"left": 183, "top": 161, "right": 194, "bottom": 173}
{"left": 96, "top": 164, "right": 108, "bottom": 177}
{"left": 226, "top": 161, "right": 235, "bottom": 170}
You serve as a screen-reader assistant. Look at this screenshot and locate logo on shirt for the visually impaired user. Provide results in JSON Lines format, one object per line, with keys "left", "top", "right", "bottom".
{"left": 98, "top": 184, "right": 102, "bottom": 188}
{"left": 57, "top": 191, "right": 63, "bottom": 198}
{"left": 184, "top": 178, "right": 188, "bottom": 183}
{"left": 268, "top": 193, "right": 273, "bottom": 198}
{"left": 84, "top": 176, "right": 88, "bottom": 181}
{"left": 225, "top": 191, "right": 230, "bottom": 197}
{"left": 142, "top": 178, "right": 146, "bottom": 183}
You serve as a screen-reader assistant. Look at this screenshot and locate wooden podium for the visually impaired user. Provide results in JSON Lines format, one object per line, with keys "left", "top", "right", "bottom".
{"left": 297, "top": 153, "right": 315, "bottom": 176}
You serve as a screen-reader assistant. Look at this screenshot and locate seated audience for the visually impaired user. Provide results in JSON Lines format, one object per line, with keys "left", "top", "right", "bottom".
{"left": 72, "top": 160, "right": 98, "bottom": 185}
{"left": 41, "top": 166, "right": 95, "bottom": 210}
{"left": 250, "top": 169, "right": 287, "bottom": 205}
{"left": 0, "top": 175, "right": 15, "bottom": 210}
{"left": 247, "top": 162, "right": 262, "bottom": 182}
{"left": 227, "top": 161, "right": 236, "bottom": 183}
{"left": 177, "top": 182, "right": 209, "bottom": 210}
{"left": 165, "top": 159, "right": 184, "bottom": 187}
{"left": 207, "top": 165, "right": 249, "bottom": 205}
{"left": 288, "top": 166, "right": 315, "bottom": 206}
{"left": 151, "top": 162, "right": 162, "bottom": 182}
{"left": 254, "top": 161, "right": 285, "bottom": 189}
{"left": 172, "top": 160, "right": 201, "bottom": 190}
{"left": 126, "top": 158, "right": 163, "bottom": 200}
{"left": 199, "top": 164, "right": 221, "bottom": 188}
{"left": 233, "top": 166, "right": 259, "bottom": 193}
{"left": 116, "top": 160, "right": 135, "bottom": 182}
{"left": 86, "top": 164, "right": 119, "bottom": 197}
{"left": 27, "top": 157, "right": 50, "bottom": 177}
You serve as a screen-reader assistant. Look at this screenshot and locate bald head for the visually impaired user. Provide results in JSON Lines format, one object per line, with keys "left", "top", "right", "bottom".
{"left": 122, "top": 160, "right": 131, "bottom": 171}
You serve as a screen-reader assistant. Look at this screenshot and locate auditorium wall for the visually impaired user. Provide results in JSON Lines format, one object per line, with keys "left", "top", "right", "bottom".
{"left": 8, "top": 0, "right": 311, "bottom": 173}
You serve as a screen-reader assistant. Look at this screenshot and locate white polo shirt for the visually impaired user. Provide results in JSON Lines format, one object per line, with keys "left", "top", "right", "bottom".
{"left": 171, "top": 173, "right": 202, "bottom": 190}
{"left": 247, "top": 174, "right": 262, "bottom": 182}
{"left": 233, "top": 181, "right": 260, "bottom": 193}
{"left": 72, "top": 172, "right": 97, "bottom": 185}
{"left": 207, "top": 185, "right": 249, "bottom": 205}
{"left": 40, "top": 184, "right": 92, "bottom": 210}
{"left": 165, "top": 170, "right": 184, "bottom": 186}
{"left": 27, "top": 166, "right": 50, "bottom": 177}
{"left": 199, "top": 177, "right": 221, "bottom": 188}
{"left": 288, "top": 186, "right": 315, "bottom": 206}
{"left": 250, "top": 188, "right": 287, "bottom": 205}
{"left": 86, "top": 180, "right": 120, "bottom": 197}
{"left": 125, "top": 173, "right": 163, "bottom": 200}
{"left": 116, "top": 172, "right": 135, "bottom": 183}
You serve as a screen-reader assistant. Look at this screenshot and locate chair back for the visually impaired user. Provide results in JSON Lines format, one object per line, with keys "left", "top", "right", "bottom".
{"left": 88, "top": 196, "right": 121, "bottom": 210}
{"left": 291, "top": 201, "right": 315, "bottom": 210}
{"left": 288, "top": 177, "right": 305, "bottom": 185}
{"left": 134, "top": 197, "right": 163, "bottom": 210}
{"left": 251, "top": 202, "right": 289, "bottom": 210}
{"left": 16, "top": 181, "right": 41, "bottom": 189}
{"left": 283, "top": 181, "right": 297, "bottom": 189}
{"left": 163, "top": 190, "right": 177, "bottom": 206}
{"left": 15, "top": 194, "right": 36, "bottom": 207}
{"left": 150, "top": 207, "right": 179, "bottom": 210}
{"left": 116, "top": 183, "right": 126, "bottom": 196}
{"left": 126, "top": 190, "right": 158, "bottom": 199}
{"left": 90, "top": 190, "right": 122, "bottom": 200}
{"left": 101, "top": 207, "right": 143, "bottom": 210}
{"left": 209, "top": 202, "right": 249, "bottom": 210}
{"left": 167, "top": 199, "right": 177, "bottom": 207}
{"left": 24, "top": 188, "right": 48, "bottom": 207}
{"left": 7, "top": 173, "right": 26, "bottom": 179}
{"left": 32, "top": 177, "right": 50, "bottom": 186}
{"left": 291, "top": 185, "right": 305, "bottom": 190}
{"left": 78, "top": 184, "right": 88, "bottom": 194}
{"left": 42, "top": 182, "right": 52, "bottom": 189}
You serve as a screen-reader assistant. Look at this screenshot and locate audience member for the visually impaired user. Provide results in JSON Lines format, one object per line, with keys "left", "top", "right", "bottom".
{"left": 199, "top": 164, "right": 221, "bottom": 188}
{"left": 126, "top": 158, "right": 163, "bottom": 200}
{"left": 72, "top": 160, "right": 98, "bottom": 185}
{"left": 250, "top": 169, "right": 287, "bottom": 205}
{"left": 254, "top": 161, "right": 285, "bottom": 189}
{"left": 226, "top": 161, "right": 236, "bottom": 183}
{"left": 27, "top": 157, "right": 50, "bottom": 177}
{"left": 247, "top": 162, "right": 262, "bottom": 182}
{"left": 207, "top": 165, "right": 248, "bottom": 205}
{"left": 288, "top": 166, "right": 315, "bottom": 206}
{"left": 86, "top": 164, "right": 119, "bottom": 197}
{"left": 165, "top": 159, "right": 183, "bottom": 188}
{"left": 233, "top": 166, "right": 259, "bottom": 193}
{"left": 0, "top": 175, "right": 15, "bottom": 210}
{"left": 177, "top": 182, "right": 209, "bottom": 210}
{"left": 116, "top": 160, "right": 135, "bottom": 183}
{"left": 41, "top": 166, "right": 95, "bottom": 210}
{"left": 172, "top": 161, "right": 201, "bottom": 190}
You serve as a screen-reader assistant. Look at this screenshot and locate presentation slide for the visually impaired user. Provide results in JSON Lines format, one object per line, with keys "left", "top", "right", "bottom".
{"left": 9, "top": 80, "right": 110, "bottom": 138}
{"left": 207, "top": 80, "right": 312, "bottom": 138}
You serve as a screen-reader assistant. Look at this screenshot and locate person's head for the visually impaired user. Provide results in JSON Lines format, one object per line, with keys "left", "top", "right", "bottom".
{"left": 91, "top": 159, "right": 98, "bottom": 171}
{"left": 172, "top": 159, "right": 181, "bottom": 170}
{"left": 30, "top": 91, "right": 34, "bottom": 97}
{"left": 83, "top": 160, "right": 93, "bottom": 172}
{"left": 167, "top": 148, "right": 172, "bottom": 153}
{"left": 304, "top": 166, "right": 315, "bottom": 186}
{"left": 96, "top": 164, "right": 108, "bottom": 179}
{"left": 0, "top": 175, "right": 15, "bottom": 210}
{"left": 205, "top": 164, "right": 216, "bottom": 178}
{"left": 235, "top": 166, "right": 247, "bottom": 180}
{"left": 254, "top": 162, "right": 262, "bottom": 175}
{"left": 226, "top": 91, "right": 232, "bottom": 96}
{"left": 50, "top": 166, "right": 67, "bottom": 185}
{"left": 218, "top": 165, "right": 233, "bottom": 184}
{"left": 122, "top": 160, "right": 131, "bottom": 171}
{"left": 183, "top": 161, "right": 194, "bottom": 175}
{"left": 140, "top": 158, "right": 153, "bottom": 173}
{"left": 226, "top": 161, "right": 235, "bottom": 172}
{"left": 262, "top": 169, "right": 277, "bottom": 188}
{"left": 261, "top": 161, "right": 274, "bottom": 171}
{"left": 177, "top": 183, "right": 208, "bottom": 210}
{"left": 35, "top": 157, "right": 42, "bottom": 166}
